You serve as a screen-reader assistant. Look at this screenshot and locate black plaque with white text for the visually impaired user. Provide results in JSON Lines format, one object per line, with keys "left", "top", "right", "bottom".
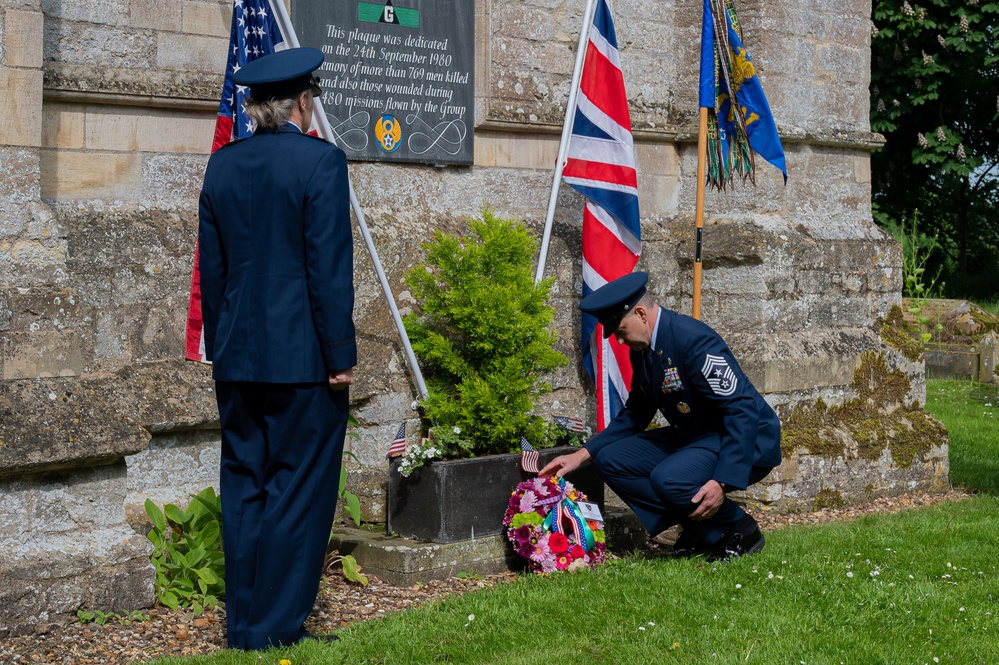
{"left": 294, "top": 0, "right": 475, "bottom": 165}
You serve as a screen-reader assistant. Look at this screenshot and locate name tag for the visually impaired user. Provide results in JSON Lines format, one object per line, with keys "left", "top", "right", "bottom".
{"left": 577, "top": 501, "right": 604, "bottom": 523}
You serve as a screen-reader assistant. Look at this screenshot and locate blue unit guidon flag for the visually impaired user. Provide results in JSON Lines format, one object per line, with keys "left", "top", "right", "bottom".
{"left": 562, "top": 0, "right": 641, "bottom": 432}
{"left": 185, "top": 0, "right": 285, "bottom": 362}
{"left": 698, "top": 0, "right": 786, "bottom": 189}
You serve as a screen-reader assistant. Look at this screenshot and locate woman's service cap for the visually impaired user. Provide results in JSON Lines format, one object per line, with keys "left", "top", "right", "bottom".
{"left": 233, "top": 47, "right": 324, "bottom": 101}
{"left": 578, "top": 272, "right": 649, "bottom": 338}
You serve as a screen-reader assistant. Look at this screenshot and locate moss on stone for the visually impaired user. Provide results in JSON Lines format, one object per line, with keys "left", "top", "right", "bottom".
{"left": 781, "top": 351, "right": 947, "bottom": 469}
{"left": 878, "top": 305, "right": 924, "bottom": 362}
{"left": 814, "top": 489, "right": 846, "bottom": 510}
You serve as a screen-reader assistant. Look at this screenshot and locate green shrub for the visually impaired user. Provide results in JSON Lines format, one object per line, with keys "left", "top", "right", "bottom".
{"left": 402, "top": 208, "right": 569, "bottom": 468}
{"left": 145, "top": 488, "right": 225, "bottom": 615}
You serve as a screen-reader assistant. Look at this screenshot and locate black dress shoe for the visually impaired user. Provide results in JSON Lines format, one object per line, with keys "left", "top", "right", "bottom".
{"left": 305, "top": 632, "right": 339, "bottom": 643}
{"left": 670, "top": 529, "right": 711, "bottom": 559}
{"left": 707, "top": 515, "right": 765, "bottom": 563}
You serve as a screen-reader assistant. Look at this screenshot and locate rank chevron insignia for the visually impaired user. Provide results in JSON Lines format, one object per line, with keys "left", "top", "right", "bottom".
{"left": 701, "top": 353, "right": 738, "bottom": 396}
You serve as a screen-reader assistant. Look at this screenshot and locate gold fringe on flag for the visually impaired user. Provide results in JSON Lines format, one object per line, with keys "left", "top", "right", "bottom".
{"left": 705, "top": 0, "right": 757, "bottom": 190}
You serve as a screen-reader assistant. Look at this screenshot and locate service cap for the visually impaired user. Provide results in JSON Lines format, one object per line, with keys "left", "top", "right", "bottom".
{"left": 233, "top": 47, "right": 324, "bottom": 101}
{"left": 579, "top": 272, "right": 649, "bottom": 338}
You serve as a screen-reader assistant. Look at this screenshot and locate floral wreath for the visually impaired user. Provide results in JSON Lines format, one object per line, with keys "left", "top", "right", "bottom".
{"left": 503, "top": 476, "right": 607, "bottom": 573}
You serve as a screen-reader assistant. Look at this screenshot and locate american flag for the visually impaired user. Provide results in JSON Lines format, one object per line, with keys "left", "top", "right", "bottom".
{"left": 562, "top": 0, "right": 641, "bottom": 432}
{"left": 185, "top": 0, "right": 285, "bottom": 362}
{"left": 386, "top": 423, "right": 408, "bottom": 458}
{"left": 553, "top": 415, "right": 587, "bottom": 434}
{"left": 519, "top": 437, "right": 540, "bottom": 474}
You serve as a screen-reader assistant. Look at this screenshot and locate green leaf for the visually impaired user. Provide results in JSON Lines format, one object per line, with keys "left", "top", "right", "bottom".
{"left": 340, "top": 555, "right": 369, "bottom": 586}
{"left": 172, "top": 549, "right": 189, "bottom": 568}
{"left": 186, "top": 548, "right": 206, "bottom": 567}
{"left": 145, "top": 499, "right": 166, "bottom": 532}
{"left": 164, "top": 504, "right": 189, "bottom": 526}
{"left": 196, "top": 567, "right": 220, "bottom": 586}
{"left": 344, "top": 492, "right": 362, "bottom": 526}
{"left": 198, "top": 521, "right": 220, "bottom": 549}
{"left": 159, "top": 591, "right": 180, "bottom": 610}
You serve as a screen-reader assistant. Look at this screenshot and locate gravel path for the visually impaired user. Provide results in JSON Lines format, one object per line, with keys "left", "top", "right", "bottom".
{"left": 0, "top": 489, "right": 971, "bottom": 664}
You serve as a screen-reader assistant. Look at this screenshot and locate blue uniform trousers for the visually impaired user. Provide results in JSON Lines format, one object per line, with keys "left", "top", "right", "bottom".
{"left": 592, "top": 428, "right": 771, "bottom": 545}
{"left": 215, "top": 381, "right": 348, "bottom": 650}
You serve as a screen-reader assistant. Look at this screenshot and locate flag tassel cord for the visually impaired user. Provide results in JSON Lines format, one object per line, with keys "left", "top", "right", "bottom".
{"left": 270, "top": 0, "right": 428, "bottom": 401}
{"left": 693, "top": 107, "right": 708, "bottom": 321}
{"left": 534, "top": 0, "right": 597, "bottom": 285}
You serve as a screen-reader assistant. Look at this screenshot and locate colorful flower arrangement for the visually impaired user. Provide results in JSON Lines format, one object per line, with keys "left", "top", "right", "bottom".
{"left": 503, "top": 476, "right": 607, "bottom": 574}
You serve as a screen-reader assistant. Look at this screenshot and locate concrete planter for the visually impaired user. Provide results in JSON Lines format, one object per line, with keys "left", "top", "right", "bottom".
{"left": 388, "top": 446, "right": 604, "bottom": 543}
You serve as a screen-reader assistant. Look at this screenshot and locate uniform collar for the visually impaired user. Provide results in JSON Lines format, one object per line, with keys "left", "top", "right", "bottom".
{"left": 649, "top": 305, "right": 662, "bottom": 352}
{"left": 255, "top": 122, "right": 304, "bottom": 135}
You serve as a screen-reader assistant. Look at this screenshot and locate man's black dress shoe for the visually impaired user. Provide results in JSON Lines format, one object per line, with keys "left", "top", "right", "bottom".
{"left": 707, "top": 514, "right": 765, "bottom": 563}
{"left": 305, "top": 632, "right": 339, "bottom": 643}
{"left": 671, "top": 529, "right": 712, "bottom": 559}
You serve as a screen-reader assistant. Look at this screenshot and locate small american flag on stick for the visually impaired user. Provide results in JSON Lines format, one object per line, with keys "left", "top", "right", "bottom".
{"left": 520, "top": 436, "right": 540, "bottom": 474}
{"left": 386, "top": 423, "right": 407, "bottom": 458}
{"left": 553, "top": 415, "right": 587, "bottom": 434}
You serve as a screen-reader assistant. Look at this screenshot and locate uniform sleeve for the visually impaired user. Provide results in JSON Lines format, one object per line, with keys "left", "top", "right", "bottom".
{"left": 197, "top": 182, "right": 225, "bottom": 362}
{"left": 682, "top": 331, "right": 760, "bottom": 490}
{"left": 584, "top": 352, "right": 657, "bottom": 458}
{"left": 303, "top": 147, "right": 357, "bottom": 371}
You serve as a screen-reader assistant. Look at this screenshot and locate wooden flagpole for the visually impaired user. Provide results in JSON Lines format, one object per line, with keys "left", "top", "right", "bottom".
{"left": 270, "top": 0, "right": 429, "bottom": 400}
{"left": 693, "top": 108, "right": 708, "bottom": 321}
{"left": 534, "top": 0, "right": 597, "bottom": 285}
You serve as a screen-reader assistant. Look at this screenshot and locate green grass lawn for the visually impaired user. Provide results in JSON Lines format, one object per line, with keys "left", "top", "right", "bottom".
{"left": 152, "top": 496, "right": 999, "bottom": 665}
{"left": 150, "top": 378, "right": 999, "bottom": 665}
{"left": 925, "top": 379, "right": 999, "bottom": 494}
{"left": 972, "top": 300, "right": 999, "bottom": 316}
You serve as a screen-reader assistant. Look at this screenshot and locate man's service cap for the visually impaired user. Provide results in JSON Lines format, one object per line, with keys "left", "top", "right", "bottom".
{"left": 233, "top": 47, "right": 324, "bottom": 101}
{"left": 579, "top": 272, "right": 649, "bottom": 338}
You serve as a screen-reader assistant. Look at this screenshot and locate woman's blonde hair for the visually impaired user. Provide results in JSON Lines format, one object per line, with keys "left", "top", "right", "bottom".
{"left": 243, "top": 96, "right": 297, "bottom": 130}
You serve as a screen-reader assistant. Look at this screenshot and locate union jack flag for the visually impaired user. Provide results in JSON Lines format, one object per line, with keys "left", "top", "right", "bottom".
{"left": 520, "top": 437, "right": 540, "bottom": 474}
{"left": 185, "top": 0, "right": 285, "bottom": 362}
{"left": 562, "top": 0, "right": 641, "bottom": 432}
{"left": 386, "top": 423, "right": 408, "bottom": 458}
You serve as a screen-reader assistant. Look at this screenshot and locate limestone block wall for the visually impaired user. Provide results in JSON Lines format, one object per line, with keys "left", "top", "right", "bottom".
{"left": 0, "top": 0, "right": 947, "bottom": 636}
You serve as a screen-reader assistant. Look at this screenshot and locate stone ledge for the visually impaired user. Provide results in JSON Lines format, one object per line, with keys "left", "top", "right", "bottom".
{"left": 0, "top": 360, "right": 216, "bottom": 479}
{"left": 329, "top": 506, "right": 648, "bottom": 586}
{"left": 44, "top": 63, "right": 221, "bottom": 111}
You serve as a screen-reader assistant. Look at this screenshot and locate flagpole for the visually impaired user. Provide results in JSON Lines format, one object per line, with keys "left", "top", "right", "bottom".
{"left": 693, "top": 107, "right": 707, "bottom": 321}
{"left": 534, "top": 0, "right": 597, "bottom": 285}
{"left": 270, "top": 0, "right": 429, "bottom": 400}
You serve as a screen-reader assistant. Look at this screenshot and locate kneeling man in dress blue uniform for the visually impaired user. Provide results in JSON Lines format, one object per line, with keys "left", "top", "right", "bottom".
{"left": 540, "top": 272, "right": 781, "bottom": 561}
{"left": 198, "top": 47, "right": 355, "bottom": 648}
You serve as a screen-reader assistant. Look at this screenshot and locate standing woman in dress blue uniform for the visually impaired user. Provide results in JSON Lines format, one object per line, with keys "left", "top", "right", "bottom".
{"left": 540, "top": 272, "right": 781, "bottom": 561}
{"left": 198, "top": 47, "right": 355, "bottom": 649}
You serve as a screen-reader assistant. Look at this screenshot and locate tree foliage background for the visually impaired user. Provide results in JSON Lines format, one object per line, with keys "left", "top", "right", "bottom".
{"left": 870, "top": 0, "right": 998, "bottom": 298}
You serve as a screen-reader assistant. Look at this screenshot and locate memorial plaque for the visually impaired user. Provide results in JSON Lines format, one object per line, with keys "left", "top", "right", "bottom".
{"left": 294, "top": 0, "right": 475, "bottom": 165}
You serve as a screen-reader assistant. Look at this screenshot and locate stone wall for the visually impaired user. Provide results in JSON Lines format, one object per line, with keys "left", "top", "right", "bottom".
{"left": 0, "top": 0, "right": 948, "bottom": 636}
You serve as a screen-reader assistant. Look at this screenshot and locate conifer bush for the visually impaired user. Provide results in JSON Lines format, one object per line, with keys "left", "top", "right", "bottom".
{"left": 402, "top": 208, "right": 568, "bottom": 468}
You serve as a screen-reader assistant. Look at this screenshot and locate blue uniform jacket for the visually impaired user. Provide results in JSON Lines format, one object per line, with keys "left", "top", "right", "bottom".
{"left": 584, "top": 308, "right": 781, "bottom": 490}
{"left": 198, "top": 124, "right": 356, "bottom": 382}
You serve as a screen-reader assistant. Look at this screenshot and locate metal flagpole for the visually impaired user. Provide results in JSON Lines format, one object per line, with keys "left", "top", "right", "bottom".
{"left": 270, "top": 0, "right": 429, "bottom": 400}
{"left": 693, "top": 107, "right": 707, "bottom": 320}
{"left": 534, "top": 0, "right": 597, "bottom": 285}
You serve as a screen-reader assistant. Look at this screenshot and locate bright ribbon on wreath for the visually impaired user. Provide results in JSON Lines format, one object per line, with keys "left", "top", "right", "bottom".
{"left": 540, "top": 477, "right": 596, "bottom": 552}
